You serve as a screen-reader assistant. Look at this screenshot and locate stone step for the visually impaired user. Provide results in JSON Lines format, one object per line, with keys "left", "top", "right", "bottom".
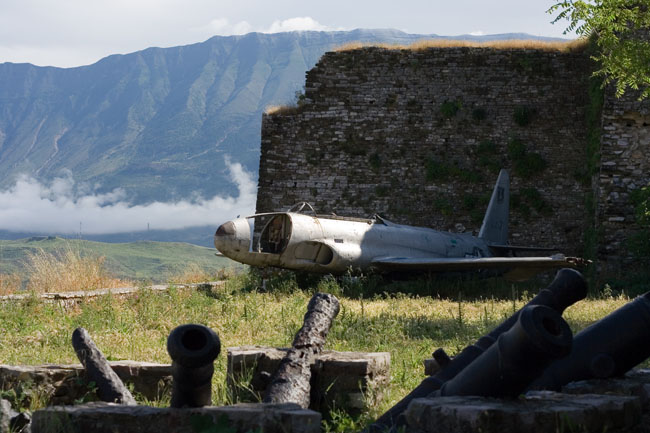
{"left": 405, "top": 391, "right": 642, "bottom": 433}
{"left": 227, "top": 346, "right": 390, "bottom": 412}
{"left": 0, "top": 361, "right": 171, "bottom": 407}
{"left": 31, "top": 402, "right": 320, "bottom": 433}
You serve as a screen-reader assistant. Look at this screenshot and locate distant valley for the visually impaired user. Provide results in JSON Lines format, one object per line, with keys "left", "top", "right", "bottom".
{"left": 0, "top": 237, "right": 240, "bottom": 283}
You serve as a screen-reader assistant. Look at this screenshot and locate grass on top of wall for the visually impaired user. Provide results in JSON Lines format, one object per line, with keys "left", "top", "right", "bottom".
{"left": 334, "top": 38, "right": 588, "bottom": 53}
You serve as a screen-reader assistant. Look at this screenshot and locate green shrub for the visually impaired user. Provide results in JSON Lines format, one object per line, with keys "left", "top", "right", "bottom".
{"left": 375, "top": 185, "right": 389, "bottom": 197}
{"left": 472, "top": 107, "right": 487, "bottom": 121}
{"left": 628, "top": 185, "right": 650, "bottom": 257}
{"left": 507, "top": 138, "right": 526, "bottom": 159}
{"left": 476, "top": 140, "right": 500, "bottom": 173}
{"left": 440, "top": 100, "right": 461, "bottom": 118}
{"left": 513, "top": 106, "right": 536, "bottom": 126}
{"left": 425, "top": 157, "right": 451, "bottom": 181}
{"left": 369, "top": 153, "right": 381, "bottom": 171}
{"left": 434, "top": 197, "right": 453, "bottom": 216}
{"left": 521, "top": 187, "right": 551, "bottom": 214}
{"left": 507, "top": 138, "right": 547, "bottom": 179}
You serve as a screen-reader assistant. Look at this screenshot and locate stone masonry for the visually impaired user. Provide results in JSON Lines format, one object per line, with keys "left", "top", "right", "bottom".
{"left": 257, "top": 45, "right": 650, "bottom": 269}
{"left": 598, "top": 87, "right": 650, "bottom": 273}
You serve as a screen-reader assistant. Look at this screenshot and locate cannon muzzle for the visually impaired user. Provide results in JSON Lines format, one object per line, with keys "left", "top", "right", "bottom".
{"left": 167, "top": 324, "right": 221, "bottom": 408}
{"left": 367, "top": 268, "right": 587, "bottom": 433}
{"left": 530, "top": 290, "right": 650, "bottom": 390}
{"left": 437, "top": 305, "right": 572, "bottom": 398}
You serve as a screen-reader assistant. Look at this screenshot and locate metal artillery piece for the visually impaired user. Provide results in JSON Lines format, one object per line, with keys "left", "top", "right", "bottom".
{"left": 368, "top": 268, "right": 588, "bottom": 433}
{"left": 167, "top": 323, "right": 221, "bottom": 408}
{"left": 436, "top": 304, "right": 572, "bottom": 398}
{"left": 530, "top": 290, "right": 650, "bottom": 390}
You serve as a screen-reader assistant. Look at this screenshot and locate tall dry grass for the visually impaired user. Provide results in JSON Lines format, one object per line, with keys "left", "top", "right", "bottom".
{"left": 264, "top": 104, "right": 301, "bottom": 116}
{"left": 0, "top": 273, "right": 21, "bottom": 295}
{"left": 334, "top": 38, "right": 587, "bottom": 53}
{"left": 167, "top": 263, "right": 236, "bottom": 284}
{"left": 24, "top": 247, "right": 129, "bottom": 293}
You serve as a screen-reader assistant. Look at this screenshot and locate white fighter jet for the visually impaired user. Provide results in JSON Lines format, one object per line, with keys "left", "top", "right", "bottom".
{"left": 214, "top": 170, "right": 586, "bottom": 280}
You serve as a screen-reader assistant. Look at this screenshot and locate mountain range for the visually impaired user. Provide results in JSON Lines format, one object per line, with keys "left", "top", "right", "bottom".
{"left": 0, "top": 29, "right": 565, "bottom": 245}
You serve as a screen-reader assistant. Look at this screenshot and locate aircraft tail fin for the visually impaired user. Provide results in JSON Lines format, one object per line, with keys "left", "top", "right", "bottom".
{"left": 478, "top": 169, "right": 509, "bottom": 245}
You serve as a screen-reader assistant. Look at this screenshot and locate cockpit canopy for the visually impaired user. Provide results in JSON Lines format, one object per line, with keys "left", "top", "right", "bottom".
{"left": 257, "top": 214, "right": 292, "bottom": 254}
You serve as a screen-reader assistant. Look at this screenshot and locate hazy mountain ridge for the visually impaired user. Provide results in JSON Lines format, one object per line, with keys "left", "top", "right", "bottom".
{"left": 0, "top": 30, "right": 566, "bottom": 203}
{"left": 0, "top": 29, "right": 438, "bottom": 203}
{"left": 0, "top": 30, "right": 567, "bottom": 244}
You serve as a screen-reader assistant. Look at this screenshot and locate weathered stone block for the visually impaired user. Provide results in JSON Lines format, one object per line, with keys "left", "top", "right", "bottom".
{"left": 0, "top": 362, "right": 171, "bottom": 407}
{"left": 31, "top": 402, "right": 321, "bottom": 433}
{"left": 562, "top": 368, "right": 650, "bottom": 410}
{"left": 0, "top": 399, "right": 12, "bottom": 433}
{"left": 405, "top": 392, "right": 642, "bottom": 433}
{"left": 227, "top": 346, "right": 389, "bottom": 412}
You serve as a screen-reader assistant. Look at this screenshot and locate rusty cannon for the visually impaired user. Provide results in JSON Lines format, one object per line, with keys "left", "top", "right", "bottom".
{"left": 368, "top": 268, "right": 588, "bottom": 433}
{"left": 530, "top": 290, "right": 650, "bottom": 390}
{"left": 167, "top": 323, "right": 221, "bottom": 408}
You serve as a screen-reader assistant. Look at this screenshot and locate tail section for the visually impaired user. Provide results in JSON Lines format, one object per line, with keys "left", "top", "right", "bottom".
{"left": 478, "top": 169, "right": 509, "bottom": 245}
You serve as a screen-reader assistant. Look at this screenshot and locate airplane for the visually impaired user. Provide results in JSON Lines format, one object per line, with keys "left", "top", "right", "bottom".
{"left": 213, "top": 170, "right": 587, "bottom": 281}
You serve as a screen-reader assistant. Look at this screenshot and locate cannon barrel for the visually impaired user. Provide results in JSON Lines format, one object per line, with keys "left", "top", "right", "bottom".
{"left": 167, "top": 324, "right": 221, "bottom": 408}
{"left": 368, "top": 268, "right": 587, "bottom": 433}
{"left": 437, "top": 305, "right": 572, "bottom": 398}
{"left": 530, "top": 290, "right": 650, "bottom": 390}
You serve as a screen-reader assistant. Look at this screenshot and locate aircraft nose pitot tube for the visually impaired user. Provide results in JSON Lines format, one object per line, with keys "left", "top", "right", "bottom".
{"left": 167, "top": 324, "right": 221, "bottom": 408}
{"left": 530, "top": 290, "right": 650, "bottom": 391}
{"left": 436, "top": 304, "right": 572, "bottom": 398}
{"left": 214, "top": 217, "right": 251, "bottom": 257}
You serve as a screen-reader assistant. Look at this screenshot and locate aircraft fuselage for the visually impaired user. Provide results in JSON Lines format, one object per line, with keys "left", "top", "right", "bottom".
{"left": 215, "top": 212, "right": 492, "bottom": 274}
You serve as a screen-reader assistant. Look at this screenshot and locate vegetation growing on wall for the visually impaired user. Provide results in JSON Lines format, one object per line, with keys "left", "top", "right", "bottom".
{"left": 475, "top": 140, "right": 501, "bottom": 173}
{"left": 424, "top": 157, "right": 482, "bottom": 183}
{"left": 512, "top": 187, "right": 552, "bottom": 220}
{"left": 507, "top": 138, "right": 548, "bottom": 178}
{"left": 629, "top": 184, "right": 650, "bottom": 258}
{"left": 513, "top": 106, "right": 537, "bottom": 126}
{"left": 583, "top": 69, "right": 605, "bottom": 273}
{"left": 440, "top": 100, "right": 461, "bottom": 118}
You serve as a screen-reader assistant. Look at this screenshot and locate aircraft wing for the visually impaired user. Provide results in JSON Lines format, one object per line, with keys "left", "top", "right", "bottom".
{"left": 370, "top": 255, "right": 588, "bottom": 281}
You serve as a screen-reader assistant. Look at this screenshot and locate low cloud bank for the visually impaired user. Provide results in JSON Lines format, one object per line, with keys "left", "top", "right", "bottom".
{"left": 0, "top": 160, "right": 256, "bottom": 235}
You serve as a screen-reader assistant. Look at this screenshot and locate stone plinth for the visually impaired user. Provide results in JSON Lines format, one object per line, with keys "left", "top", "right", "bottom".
{"left": 227, "top": 346, "right": 390, "bottom": 411}
{"left": 31, "top": 402, "right": 320, "bottom": 433}
{"left": 562, "top": 369, "right": 650, "bottom": 409}
{"left": 0, "top": 362, "right": 171, "bottom": 407}
{"left": 405, "top": 391, "right": 642, "bottom": 433}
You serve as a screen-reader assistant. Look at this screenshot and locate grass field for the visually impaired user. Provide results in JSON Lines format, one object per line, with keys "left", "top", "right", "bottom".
{"left": 0, "top": 268, "right": 639, "bottom": 432}
{"left": 0, "top": 237, "right": 241, "bottom": 284}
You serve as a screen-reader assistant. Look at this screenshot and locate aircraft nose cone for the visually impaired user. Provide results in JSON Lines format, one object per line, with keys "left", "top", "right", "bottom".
{"left": 214, "top": 218, "right": 251, "bottom": 258}
{"left": 216, "top": 221, "right": 236, "bottom": 237}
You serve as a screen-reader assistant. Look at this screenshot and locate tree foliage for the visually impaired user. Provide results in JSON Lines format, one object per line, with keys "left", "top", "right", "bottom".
{"left": 549, "top": 0, "right": 650, "bottom": 99}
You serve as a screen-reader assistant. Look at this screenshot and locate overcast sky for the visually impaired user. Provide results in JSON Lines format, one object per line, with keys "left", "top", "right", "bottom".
{"left": 1, "top": 0, "right": 577, "bottom": 68}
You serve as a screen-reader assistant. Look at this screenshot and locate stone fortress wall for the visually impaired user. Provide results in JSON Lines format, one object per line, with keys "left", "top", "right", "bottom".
{"left": 256, "top": 44, "right": 650, "bottom": 271}
{"left": 598, "top": 89, "right": 650, "bottom": 271}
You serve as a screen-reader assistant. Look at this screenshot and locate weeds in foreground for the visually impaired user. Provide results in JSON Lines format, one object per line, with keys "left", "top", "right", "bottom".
{"left": 0, "top": 267, "right": 644, "bottom": 432}
{"left": 0, "top": 273, "right": 21, "bottom": 295}
{"left": 167, "top": 263, "right": 236, "bottom": 285}
{"left": 24, "top": 246, "right": 130, "bottom": 293}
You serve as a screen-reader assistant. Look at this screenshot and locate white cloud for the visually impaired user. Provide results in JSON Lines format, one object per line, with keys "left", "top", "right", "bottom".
{"left": 0, "top": 159, "right": 256, "bottom": 234}
{"left": 469, "top": 30, "right": 485, "bottom": 36}
{"left": 194, "top": 18, "right": 253, "bottom": 36}
{"left": 266, "top": 17, "right": 330, "bottom": 33}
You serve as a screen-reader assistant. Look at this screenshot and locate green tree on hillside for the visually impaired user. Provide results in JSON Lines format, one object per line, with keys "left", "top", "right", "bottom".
{"left": 549, "top": 0, "right": 650, "bottom": 99}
